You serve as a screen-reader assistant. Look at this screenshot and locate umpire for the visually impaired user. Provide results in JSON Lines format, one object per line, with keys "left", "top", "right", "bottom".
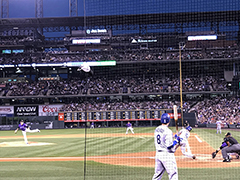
{"left": 221, "top": 132, "right": 240, "bottom": 162}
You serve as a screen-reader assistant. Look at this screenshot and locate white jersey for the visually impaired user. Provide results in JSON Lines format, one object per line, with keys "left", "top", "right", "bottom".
{"left": 216, "top": 120, "right": 222, "bottom": 127}
{"left": 154, "top": 125, "right": 173, "bottom": 151}
{"left": 179, "top": 128, "right": 190, "bottom": 143}
{"left": 153, "top": 125, "right": 178, "bottom": 180}
{"left": 178, "top": 128, "right": 193, "bottom": 159}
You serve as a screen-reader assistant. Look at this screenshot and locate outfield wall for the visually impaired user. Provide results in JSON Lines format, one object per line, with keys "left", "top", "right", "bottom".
{"left": 0, "top": 112, "right": 196, "bottom": 130}
{"left": 0, "top": 116, "right": 64, "bottom": 130}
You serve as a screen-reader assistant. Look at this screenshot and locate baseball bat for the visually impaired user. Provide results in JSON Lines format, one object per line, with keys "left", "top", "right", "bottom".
{"left": 173, "top": 105, "right": 178, "bottom": 133}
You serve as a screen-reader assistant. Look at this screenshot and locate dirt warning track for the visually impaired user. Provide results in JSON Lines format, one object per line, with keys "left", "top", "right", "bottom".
{"left": 1, "top": 133, "right": 240, "bottom": 168}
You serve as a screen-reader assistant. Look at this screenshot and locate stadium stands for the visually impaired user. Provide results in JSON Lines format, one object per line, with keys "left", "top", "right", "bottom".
{"left": 1, "top": 45, "right": 240, "bottom": 64}
{"left": 0, "top": 76, "right": 229, "bottom": 97}
{"left": 190, "top": 97, "right": 240, "bottom": 125}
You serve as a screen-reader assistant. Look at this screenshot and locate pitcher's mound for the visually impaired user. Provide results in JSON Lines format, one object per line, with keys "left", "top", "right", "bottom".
{"left": 0, "top": 141, "right": 54, "bottom": 147}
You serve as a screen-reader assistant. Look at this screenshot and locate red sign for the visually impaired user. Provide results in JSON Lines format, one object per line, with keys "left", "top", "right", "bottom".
{"left": 58, "top": 113, "right": 64, "bottom": 121}
{"left": 168, "top": 113, "right": 181, "bottom": 119}
{"left": 39, "top": 105, "right": 63, "bottom": 116}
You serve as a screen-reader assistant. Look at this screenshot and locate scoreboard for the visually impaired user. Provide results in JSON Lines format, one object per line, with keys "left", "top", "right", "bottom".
{"left": 58, "top": 110, "right": 166, "bottom": 122}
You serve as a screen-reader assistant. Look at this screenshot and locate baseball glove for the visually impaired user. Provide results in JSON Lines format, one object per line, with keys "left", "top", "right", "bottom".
{"left": 212, "top": 152, "right": 217, "bottom": 159}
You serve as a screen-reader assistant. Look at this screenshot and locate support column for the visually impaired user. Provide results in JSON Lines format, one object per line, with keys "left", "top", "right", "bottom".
{"left": 35, "top": 0, "right": 43, "bottom": 18}
{"left": 35, "top": 0, "right": 43, "bottom": 35}
{"left": 69, "top": 0, "right": 78, "bottom": 17}
{"left": 1, "top": 0, "right": 9, "bottom": 18}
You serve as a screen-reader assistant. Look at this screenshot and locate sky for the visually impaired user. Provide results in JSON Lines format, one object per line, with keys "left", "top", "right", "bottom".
{"left": 7, "top": 0, "right": 240, "bottom": 18}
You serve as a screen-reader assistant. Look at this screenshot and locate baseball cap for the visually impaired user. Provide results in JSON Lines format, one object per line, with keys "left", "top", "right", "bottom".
{"left": 225, "top": 132, "right": 231, "bottom": 136}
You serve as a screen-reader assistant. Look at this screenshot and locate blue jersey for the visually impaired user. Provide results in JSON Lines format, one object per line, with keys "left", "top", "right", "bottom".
{"left": 126, "top": 123, "right": 132, "bottom": 127}
{"left": 18, "top": 123, "right": 28, "bottom": 131}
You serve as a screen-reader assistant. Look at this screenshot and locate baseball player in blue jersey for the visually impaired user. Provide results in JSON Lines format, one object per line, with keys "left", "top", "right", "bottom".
{"left": 14, "top": 120, "right": 40, "bottom": 145}
{"left": 126, "top": 122, "right": 134, "bottom": 134}
{"left": 152, "top": 113, "right": 180, "bottom": 180}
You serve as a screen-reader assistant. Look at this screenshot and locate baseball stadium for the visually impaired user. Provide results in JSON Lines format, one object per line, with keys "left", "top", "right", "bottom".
{"left": 1, "top": 0, "right": 240, "bottom": 179}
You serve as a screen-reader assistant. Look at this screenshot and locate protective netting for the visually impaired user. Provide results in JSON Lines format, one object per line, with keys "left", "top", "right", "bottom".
{"left": 1, "top": 0, "right": 240, "bottom": 179}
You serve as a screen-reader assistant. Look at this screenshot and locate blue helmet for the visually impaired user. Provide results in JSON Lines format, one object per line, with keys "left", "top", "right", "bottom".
{"left": 186, "top": 126, "right": 192, "bottom": 131}
{"left": 161, "top": 113, "right": 170, "bottom": 124}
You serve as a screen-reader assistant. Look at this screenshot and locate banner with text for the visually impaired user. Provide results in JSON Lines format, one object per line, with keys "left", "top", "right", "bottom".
{"left": 14, "top": 106, "right": 38, "bottom": 116}
{"left": 39, "top": 105, "right": 64, "bottom": 116}
{"left": 0, "top": 106, "right": 14, "bottom": 116}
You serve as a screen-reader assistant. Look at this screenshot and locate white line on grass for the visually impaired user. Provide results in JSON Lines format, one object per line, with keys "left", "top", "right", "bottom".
{"left": 194, "top": 135, "right": 202, "bottom": 143}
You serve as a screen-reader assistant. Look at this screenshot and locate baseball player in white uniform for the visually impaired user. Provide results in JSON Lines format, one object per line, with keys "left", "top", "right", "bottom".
{"left": 90, "top": 122, "right": 94, "bottom": 129}
{"left": 178, "top": 126, "right": 196, "bottom": 159}
{"left": 216, "top": 120, "right": 222, "bottom": 134}
{"left": 14, "top": 120, "right": 40, "bottom": 144}
{"left": 152, "top": 113, "right": 180, "bottom": 180}
{"left": 126, "top": 122, "right": 134, "bottom": 134}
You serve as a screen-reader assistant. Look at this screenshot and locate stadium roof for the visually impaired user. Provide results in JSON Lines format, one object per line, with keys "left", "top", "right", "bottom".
{"left": 0, "top": 10, "right": 239, "bottom": 29}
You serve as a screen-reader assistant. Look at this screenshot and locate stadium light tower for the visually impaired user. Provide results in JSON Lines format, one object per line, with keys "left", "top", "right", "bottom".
{"left": 35, "top": 0, "right": 43, "bottom": 18}
{"left": 69, "top": 0, "right": 78, "bottom": 17}
{"left": 0, "top": 0, "right": 9, "bottom": 18}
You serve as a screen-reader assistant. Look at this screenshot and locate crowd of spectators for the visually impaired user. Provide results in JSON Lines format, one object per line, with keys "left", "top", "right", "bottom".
{"left": 0, "top": 76, "right": 229, "bottom": 97}
{"left": 0, "top": 36, "right": 35, "bottom": 46}
{"left": 48, "top": 79, "right": 88, "bottom": 95}
{"left": 5, "top": 81, "right": 48, "bottom": 96}
{"left": 166, "top": 50, "right": 205, "bottom": 60}
{"left": 166, "top": 47, "right": 240, "bottom": 60}
{"left": 189, "top": 97, "right": 240, "bottom": 125}
{"left": 205, "top": 48, "right": 240, "bottom": 59}
{"left": 58, "top": 100, "right": 191, "bottom": 112}
{"left": 1, "top": 46, "right": 240, "bottom": 64}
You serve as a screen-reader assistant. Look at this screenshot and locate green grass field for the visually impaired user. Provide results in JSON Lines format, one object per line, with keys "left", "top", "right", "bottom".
{"left": 0, "top": 127, "right": 240, "bottom": 180}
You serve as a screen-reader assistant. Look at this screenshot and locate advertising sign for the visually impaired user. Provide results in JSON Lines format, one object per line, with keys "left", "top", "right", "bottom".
{"left": 188, "top": 35, "right": 217, "bottom": 41}
{"left": 39, "top": 105, "right": 63, "bottom": 116}
{"left": 14, "top": 106, "right": 38, "bottom": 116}
{"left": 72, "top": 39, "right": 101, "bottom": 44}
{"left": 58, "top": 113, "right": 64, "bottom": 121}
{"left": 0, "top": 106, "right": 14, "bottom": 116}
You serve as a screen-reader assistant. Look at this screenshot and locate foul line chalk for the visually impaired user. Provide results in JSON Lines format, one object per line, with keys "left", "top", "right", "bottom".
{"left": 194, "top": 135, "right": 202, "bottom": 143}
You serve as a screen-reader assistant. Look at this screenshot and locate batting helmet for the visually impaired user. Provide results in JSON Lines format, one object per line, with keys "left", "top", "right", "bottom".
{"left": 225, "top": 132, "right": 231, "bottom": 136}
{"left": 20, "top": 120, "right": 24, "bottom": 122}
{"left": 161, "top": 113, "right": 170, "bottom": 124}
{"left": 186, "top": 126, "right": 192, "bottom": 131}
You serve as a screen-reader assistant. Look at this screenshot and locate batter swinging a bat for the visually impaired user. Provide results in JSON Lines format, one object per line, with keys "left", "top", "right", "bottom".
{"left": 177, "top": 126, "right": 196, "bottom": 159}
{"left": 14, "top": 120, "right": 40, "bottom": 145}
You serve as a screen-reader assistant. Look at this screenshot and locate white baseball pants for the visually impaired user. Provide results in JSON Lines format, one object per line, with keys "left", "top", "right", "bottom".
{"left": 22, "top": 129, "right": 39, "bottom": 144}
{"left": 180, "top": 141, "right": 193, "bottom": 158}
{"left": 126, "top": 127, "right": 134, "bottom": 134}
{"left": 152, "top": 151, "right": 178, "bottom": 180}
